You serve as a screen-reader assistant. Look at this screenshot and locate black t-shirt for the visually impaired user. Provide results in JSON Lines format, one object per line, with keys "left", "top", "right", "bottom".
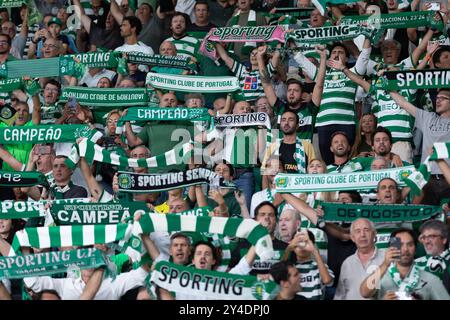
{"left": 325, "top": 228, "right": 356, "bottom": 286}
{"left": 444, "top": 265, "right": 450, "bottom": 294}
{"left": 279, "top": 142, "right": 310, "bottom": 173}
{"left": 89, "top": 22, "right": 123, "bottom": 50}
{"left": 229, "top": 238, "right": 294, "bottom": 276}
{"left": 188, "top": 22, "right": 217, "bottom": 33}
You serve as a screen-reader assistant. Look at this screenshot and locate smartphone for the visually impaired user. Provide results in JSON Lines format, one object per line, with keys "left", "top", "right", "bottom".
{"left": 68, "top": 97, "right": 77, "bottom": 112}
{"left": 37, "top": 145, "right": 51, "bottom": 155}
{"left": 427, "top": 2, "right": 441, "bottom": 10}
{"left": 388, "top": 236, "right": 402, "bottom": 260}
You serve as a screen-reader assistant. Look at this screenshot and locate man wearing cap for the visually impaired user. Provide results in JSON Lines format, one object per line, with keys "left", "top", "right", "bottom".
{"left": 258, "top": 45, "right": 327, "bottom": 142}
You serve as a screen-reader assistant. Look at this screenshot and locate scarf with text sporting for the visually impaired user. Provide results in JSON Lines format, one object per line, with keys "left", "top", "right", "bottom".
{"left": 286, "top": 24, "right": 379, "bottom": 45}
{"left": 9, "top": 223, "right": 132, "bottom": 256}
{"left": 150, "top": 261, "right": 278, "bottom": 300}
{"left": 0, "top": 78, "right": 24, "bottom": 92}
{"left": 0, "top": 198, "right": 91, "bottom": 220}
{"left": 0, "top": 124, "right": 94, "bottom": 144}
{"left": 320, "top": 202, "right": 442, "bottom": 223}
{"left": 133, "top": 213, "right": 274, "bottom": 261}
{"left": 375, "top": 69, "right": 450, "bottom": 91}
{"left": 228, "top": 10, "right": 258, "bottom": 56}
{"left": 146, "top": 72, "right": 240, "bottom": 93}
{"left": 117, "top": 107, "right": 211, "bottom": 128}
{"left": 117, "top": 168, "right": 237, "bottom": 193}
{"left": 50, "top": 202, "right": 149, "bottom": 225}
{"left": 59, "top": 87, "right": 149, "bottom": 107}
{"left": 275, "top": 166, "right": 416, "bottom": 193}
{"left": 0, "top": 170, "right": 47, "bottom": 187}
{"left": 341, "top": 11, "right": 445, "bottom": 32}
{"left": 0, "top": 248, "right": 106, "bottom": 280}
{"left": 388, "top": 263, "right": 421, "bottom": 294}
{"left": 405, "top": 142, "right": 450, "bottom": 196}
{"left": 214, "top": 112, "right": 271, "bottom": 129}
{"left": 127, "top": 53, "right": 197, "bottom": 72}
{"left": 65, "top": 138, "right": 193, "bottom": 170}
{"left": 0, "top": 0, "right": 25, "bottom": 7}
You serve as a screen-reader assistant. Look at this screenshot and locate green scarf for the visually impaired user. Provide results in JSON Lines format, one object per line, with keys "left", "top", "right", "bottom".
{"left": 59, "top": 87, "right": 149, "bottom": 107}
{"left": 321, "top": 202, "right": 442, "bottom": 223}
{"left": 150, "top": 261, "right": 279, "bottom": 300}
{"left": 50, "top": 202, "right": 149, "bottom": 225}
{"left": 127, "top": 53, "right": 197, "bottom": 72}
{"left": 6, "top": 58, "right": 59, "bottom": 79}
{"left": 375, "top": 69, "right": 450, "bottom": 91}
{"left": 0, "top": 63, "right": 7, "bottom": 78}
{"left": 117, "top": 169, "right": 237, "bottom": 193}
{"left": 388, "top": 263, "right": 421, "bottom": 294}
{"left": 26, "top": 0, "right": 43, "bottom": 25}
{"left": 312, "top": 0, "right": 358, "bottom": 15}
{"left": 1, "top": 248, "right": 106, "bottom": 280}
{"left": 0, "top": 124, "right": 93, "bottom": 144}
{"left": 341, "top": 11, "right": 444, "bottom": 31}
{"left": 65, "top": 138, "right": 193, "bottom": 170}
{"left": 287, "top": 24, "right": 379, "bottom": 44}
{"left": 0, "top": 105, "right": 17, "bottom": 126}
{"left": 175, "top": 207, "right": 213, "bottom": 217}
{"left": 405, "top": 142, "right": 450, "bottom": 196}
{"left": 275, "top": 166, "right": 416, "bottom": 193}
{"left": 133, "top": 213, "right": 274, "bottom": 261}
{"left": 146, "top": 72, "right": 240, "bottom": 93}
{"left": 0, "top": 201, "right": 45, "bottom": 219}
{"left": 9, "top": 223, "right": 131, "bottom": 255}
{"left": 263, "top": 7, "right": 314, "bottom": 21}
{"left": 117, "top": 107, "right": 211, "bottom": 127}
{"left": 0, "top": 78, "right": 23, "bottom": 92}
{"left": 0, "top": 170, "right": 47, "bottom": 187}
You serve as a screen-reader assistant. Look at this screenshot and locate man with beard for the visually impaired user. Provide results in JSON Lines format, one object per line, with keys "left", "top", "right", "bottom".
{"left": 73, "top": 0, "right": 123, "bottom": 51}
{"left": 165, "top": 12, "right": 200, "bottom": 60}
{"left": 259, "top": 47, "right": 327, "bottom": 141}
{"left": 114, "top": 16, "right": 154, "bottom": 55}
{"left": 415, "top": 220, "right": 450, "bottom": 280}
{"left": 361, "top": 228, "right": 450, "bottom": 300}
{"left": 263, "top": 110, "right": 316, "bottom": 174}
{"left": 327, "top": 131, "right": 351, "bottom": 173}
{"left": 334, "top": 218, "right": 385, "bottom": 300}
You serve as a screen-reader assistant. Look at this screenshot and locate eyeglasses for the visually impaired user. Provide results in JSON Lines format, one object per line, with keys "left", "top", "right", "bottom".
{"left": 0, "top": 40, "right": 8, "bottom": 45}
{"left": 43, "top": 44, "right": 58, "bottom": 50}
{"left": 436, "top": 96, "right": 450, "bottom": 101}
{"left": 419, "top": 234, "right": 443, "bottom": 241}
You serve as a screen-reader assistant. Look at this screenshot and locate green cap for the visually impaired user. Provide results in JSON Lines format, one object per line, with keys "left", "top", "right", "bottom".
{"left": 48, "top": 17, "right": 62, "bottom": 27}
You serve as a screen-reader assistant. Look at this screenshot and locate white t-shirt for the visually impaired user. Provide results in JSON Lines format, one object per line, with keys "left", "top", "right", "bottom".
{"left": 79, "top": 69, "right": 117, "bottom": 87}
{"left": 115, "top": 42, "right": 154, "bottom": 72}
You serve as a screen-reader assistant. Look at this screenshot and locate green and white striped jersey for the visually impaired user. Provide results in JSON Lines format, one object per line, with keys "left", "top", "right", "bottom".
{"left": 296, "top": 260, "right": 334, "bottom": 300}
{"left": 317, "top": 68, "right": 358, "bottom": 127}
{"left": 165, "top": 34, "right": 200, "bottom": 60}
{"left": 231, "top": 60, "right": 275, "bottom": 102}
{"left": 370, "top": 88, "right": 416, "bottom": 142}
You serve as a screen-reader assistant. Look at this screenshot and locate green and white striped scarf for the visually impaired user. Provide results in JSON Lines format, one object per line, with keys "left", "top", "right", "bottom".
{"left": 228, "top": 10, "right": 257, "bottom": 56}
{"left": 405, "top": 142, "right": 450, "bottom": 196}
{"left": 132, "top": 213, "right": 274, "bottom": 261}
{"left": 415, "top": 249, "right": 450, "bottom": 280}
{"left": 150, "top": 260, "right": 279, "bottom": 300}
{"left": 9, "top": 224, "right": 132, "bottom": 256}
{"left": 65, "top": 138, "right": 193, "bottom": 170}
{"left": 270, "top": 137, "right": 307, "bottom": 174}
{"left": 388, "top": 263, "right": 421, "bottom": 294}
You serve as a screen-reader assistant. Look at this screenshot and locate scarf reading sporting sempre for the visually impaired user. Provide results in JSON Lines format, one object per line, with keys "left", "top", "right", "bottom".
{"left": 9, "top": 223, "right": 132, "bottom": 255}
{"left": 0, "top": 248, "right": 106, "bottom": 280}
{"left": 0, "top": 124, "right": 93, "bottom": 144}
{"left": 150, "top": 261, "right": 279, "bottom": 300}
{"left": 117, "top": 107, "right": 211, "bottom": 127}
{"left": 405, "top": 142, "right": 450, "bottom": 196}
{"left": 133, "top": 213, "right": 274, "bottom": 261}
{"left": 59, "top": 87, "right": 149, "bottom": 107}
{"left": 146, "top": 72, "right": 240, "bottom": 93}
{"left": 275, "top": 166, "right": 416, "bottom": 193}
{"left": 320, "top": 202, "right": 442, "bottom": 223}
{"left": 214, "top": 112, "right": 271, "bottom": 129}
{"left": 388, "top": 263, "right": 421, "bottom": 294}
{"left": 50, "top": 202, "right": 149, "bottom": 225}
{"left": 117, "top": 169, "right": 237, "bottom": 193}
{"left": 374, "top": 69, "right": 450, "bottom": 91}
{"left": 65, "top": 138, "right": 193, "bottom": 170}
{"left": 0, "top": 170, "right": 47, "bottom": 187}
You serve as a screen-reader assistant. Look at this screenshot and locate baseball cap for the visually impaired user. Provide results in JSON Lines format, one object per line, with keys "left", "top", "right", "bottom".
{"left": 48, "top": 17, "right": 62, "bottom": 27}
{"left": 286, "top": 73, "right": 304, "bottom": 87}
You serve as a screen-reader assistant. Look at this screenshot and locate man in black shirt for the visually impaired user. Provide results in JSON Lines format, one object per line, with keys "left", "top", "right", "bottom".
{"left": 188, "top": 1, "right": 216, "bottom": 33}
{"left": 229, "top": 201, "right": 293, "bottom": 276}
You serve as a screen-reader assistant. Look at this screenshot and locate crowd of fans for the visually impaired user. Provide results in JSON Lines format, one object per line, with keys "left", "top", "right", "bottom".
{"left": 0, "top": 0, "right": 449, "bottom": 300}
